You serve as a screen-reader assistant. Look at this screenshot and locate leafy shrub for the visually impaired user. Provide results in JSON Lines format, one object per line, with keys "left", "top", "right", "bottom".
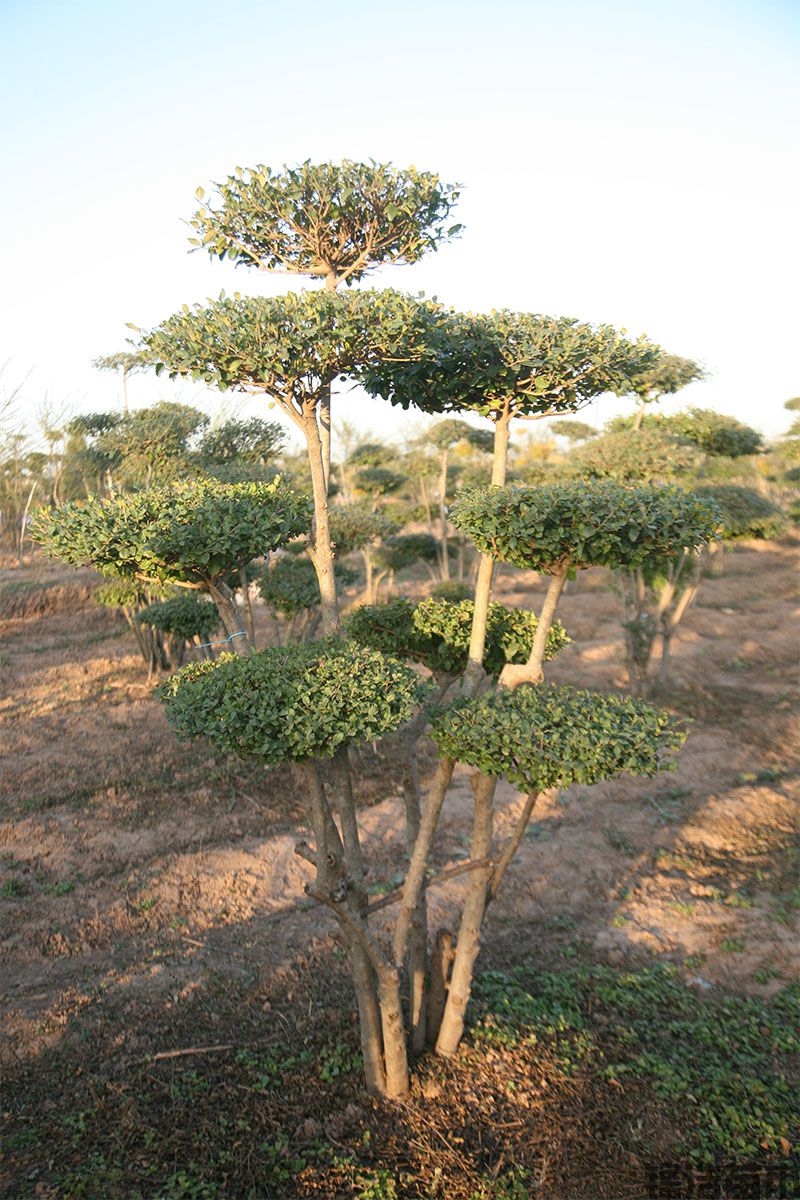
{"left": 345, "top": 597, "right": 568, "bottom": 679}
{"left": 695, "top": 484, "right": 787, "bottom": 541}
{"left": 430, "top": 580, "right": 472, "bottom": 601}
{"left": 158, "top": 639, "right": 423, "bottom": 763}
{"left": 138, "top": 595, "right": 221, "bottom": 641}
{"left": 450, "top": 483, "right": 720, "bottom": 573}
{"left": 32, "top": 478, "right": 311, "bottom": 587}
{"left": 431, "top": 684, "right": 685, "bottom": 792}
{"left": 329, "top": 503, "right": 400, "bottom": 555}
{"left": 566, "top": 427, "right": 702, "bottom": 483}
{"left": 257, "top": 555, "right": 359, "bottom": 619}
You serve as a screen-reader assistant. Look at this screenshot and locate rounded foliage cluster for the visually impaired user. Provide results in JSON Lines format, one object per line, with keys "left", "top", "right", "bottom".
{"left": 373, "top": 532, "right": 439, "bottom": 572}
{"left": 695, "top": 485, "right": 786, "bottom": 541}
{"left": 94, "top": 577, "right": 152, "bottom": 609}
{"left": 345, "top": 597, "right": 568, "bottom": 679}
{"left": 431, "top": 684, "right": 686, "bottom": 793}
{"left": 664, "top": 408, "right": 763, "bottom": 458}
{"left": 32, "top": 477, "right": 311, "bottom": 586}
{"left": 329, "top": 502, "right": 400, "bottom": 555}
{"left": 450, "top": 482, "right": 721, "bottom": 573}
{"left": 158, "top": 639, "right": 423, "bottom": 764}
{"left": 566, "top": 427, "right": 703, "bottom": 483}
{"left": 257, "top": 555, "right": 358, "bottom": 618}
{"left": 138, "top": 595, "right": 221, "bottom": 640}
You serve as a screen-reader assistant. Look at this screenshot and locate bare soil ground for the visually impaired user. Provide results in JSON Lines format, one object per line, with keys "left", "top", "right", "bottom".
{"left": 1, "top": 541, "right": 798, "bottom": 1198}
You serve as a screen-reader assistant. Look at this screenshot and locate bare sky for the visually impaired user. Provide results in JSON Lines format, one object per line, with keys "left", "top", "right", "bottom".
{"left": 2, "top": 0, "right": 798, "bottom": 445}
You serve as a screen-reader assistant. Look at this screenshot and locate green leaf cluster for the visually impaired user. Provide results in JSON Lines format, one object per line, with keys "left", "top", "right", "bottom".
{"left": 158, "top": 639, "right": 423, "bottom": 764}
{"left": 137, "top": 595, "right": 221, "bottom": 641}
{"left": 372, "top": 532, "right": 440, "bottom": 572}
{"left": 431, "top": 684, "right": 686, "bottom": 793}
{"left": 138, "top": 289, "right": 447, "bottom": 409}
{"left": 329, "top": 502, "right": 400, "bottom": 554}
{"left": 695, "top": 484, "right": 787, "bottom": 541}
{"left": 31, "top": 477, "right": 311, "bottom": 587}
{"left": 362, "top": 309, "right": 660, "bottom": 421}
{"left": 345, "top": 597, "right": 568, "bottom": 679}
{"left": 450, "top": 482, "right": 721, "bottom": 573}
{"left": 93, "top": 577, "right": 152, "bottom": 609}
{"left": 566, "top": 427, "right": 703, "bottom": 483}
{"left": 189, "top": 160, "right": 461, "bottom": 282}
{"left": 257, "top": 555, "right": 358, "bottom": 619}
{"left": 664, "top": 408, "right": 763, "bottom": 458}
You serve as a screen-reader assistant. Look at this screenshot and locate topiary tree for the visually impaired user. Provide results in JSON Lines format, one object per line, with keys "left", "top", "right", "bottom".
{"left": 370, "top": 532, "right": 441, "bottom": 598}
{"left": 550, "top": 418, "right": 596, "bottom": 443}
{"left": 138, "top": 593, "right": 222, "bottom": 668}
{"left": 623, "top": 352, "right": 704, "bottom": 429}
{"left": 328, "top": 500, "right": 400, "bottom": 603}
{"left": 566, "top": 426, "right": 703, "bottom": 484}
{"left": 362, "top": 309, "right": 659, "bottom": 693}
{"left": 663, "top": 408, "right": 763, "bottom": 459}
{"left": 198, "top": 416, "right": 286, "bottom": 476}
{"left": 92, "top": 401, "right": 209, "bottom": 489}
{"left": 31, "top": 478, "right": 310, "bottom": 653}
{"left": 189, "top": 159, "right": 460, "bottom": 487}
{"left": 256, "top": 554, "right": 358, "bottom": 642}
{"left": 159, "top": 638, "right": 423, "bottom": 1099}
{"left": 693, "top": 483, "right": 786, "bottom": 579}
{"left": 135, "top": 288, "right": 441, "bottom": 634}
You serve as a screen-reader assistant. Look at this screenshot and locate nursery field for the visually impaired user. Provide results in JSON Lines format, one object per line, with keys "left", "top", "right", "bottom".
{"left": 1, "top": 540, "right": 799, "bottom": 1200}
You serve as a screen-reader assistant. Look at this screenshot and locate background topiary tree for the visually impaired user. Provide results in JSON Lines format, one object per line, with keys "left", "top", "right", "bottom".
{"left": 137, "top": 593, "right": 222, "bottom": 667}
{"left": 31, "top": 478, "right": 310, "bottom": 653}
{"left": 256, "top": 554, "right": 358, "bottom": 642}
{"left": 328, "top": 501, "right": 400, "bottom": 603}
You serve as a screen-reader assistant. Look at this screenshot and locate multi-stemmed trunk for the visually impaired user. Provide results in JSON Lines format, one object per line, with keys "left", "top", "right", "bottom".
{"left": 207, "top": 580, "right": 251, "bottom": 656}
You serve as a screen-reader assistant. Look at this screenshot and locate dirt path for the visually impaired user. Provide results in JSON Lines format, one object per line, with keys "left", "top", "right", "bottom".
{"left": 1, "top": 541, "right": 798, "bottom": 1069}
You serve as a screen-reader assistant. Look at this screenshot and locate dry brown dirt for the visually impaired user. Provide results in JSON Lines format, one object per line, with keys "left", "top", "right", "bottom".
{"left": 1, "top": 542, "right": 797, "bottom": 1062}
{"left": 0, "top": 542, "right": 798, "bottom": 1197}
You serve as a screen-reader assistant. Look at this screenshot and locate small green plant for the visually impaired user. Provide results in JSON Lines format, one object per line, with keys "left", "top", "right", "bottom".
{"left": 720, "top": 937, "right": 746, "bottom": 953}
{"left": 319, "top": 1039, "right": 362, "bottom": 1083}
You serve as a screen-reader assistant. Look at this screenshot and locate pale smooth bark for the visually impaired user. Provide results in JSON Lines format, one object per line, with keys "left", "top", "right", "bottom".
{"left": 462, "top": 405, "right": 511, "bottom": 695}
{"left": 302, "top": 409, "right": 339, "bottom": 635}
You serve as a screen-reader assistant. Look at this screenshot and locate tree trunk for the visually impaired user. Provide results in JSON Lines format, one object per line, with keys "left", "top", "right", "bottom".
{"left": 462, "top": 405, "right": 511, "bottom": 695}
{"left": 302, "top": 409, "right": 339, "bottom": 635}
{"left": 302, "top": 758, "right": 387, "bottom": 1098}
{"left": 207, "top": 581, "right": 250, "bottom": 655}
{"left": 435, "top": 772, "right": 495, "bottom": 1056}
{"left": 426, "top": 929, "right": 454, "bottom": 1045}
{"left": 437, "top": 448, "right": 450, "bottom": 581}
{"left": 240, "top": 568, "right": 256, "bottom": 649}
{"left": 400, "top": 717, "right": 428, "bottom": 1052}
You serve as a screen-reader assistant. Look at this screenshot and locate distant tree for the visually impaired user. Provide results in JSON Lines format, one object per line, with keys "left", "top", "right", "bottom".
{"left": 550, "top": 418, "right": 596, "bottom": 443}
{"left": 31, "top": 479, "right": 310, "bottom": 652}
{"left": 623, "top": 352, "right": 704, "bottom": 429}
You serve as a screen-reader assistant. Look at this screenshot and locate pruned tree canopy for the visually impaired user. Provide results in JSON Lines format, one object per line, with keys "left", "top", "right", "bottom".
{"left": 159, "top": 639, "right": 423, "bottom": 763}
{"left": 189, "top": 160, "right": 461, "bottom": 285}
{"left": 31, "top": 478, "right": 311, "bottom": 589}
{"left": 431, "top": 685, "right": 686, "bottom": 793}
{"left": 450, "top": 482, "right": 721, "bottom": 573}
{"left": 345, "top": 597, "right": 568, "bottom": 679}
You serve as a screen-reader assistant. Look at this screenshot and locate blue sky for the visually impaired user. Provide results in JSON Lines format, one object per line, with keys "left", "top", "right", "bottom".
{"left": 2, "top": 0, "right": 798, "bottom": 446}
